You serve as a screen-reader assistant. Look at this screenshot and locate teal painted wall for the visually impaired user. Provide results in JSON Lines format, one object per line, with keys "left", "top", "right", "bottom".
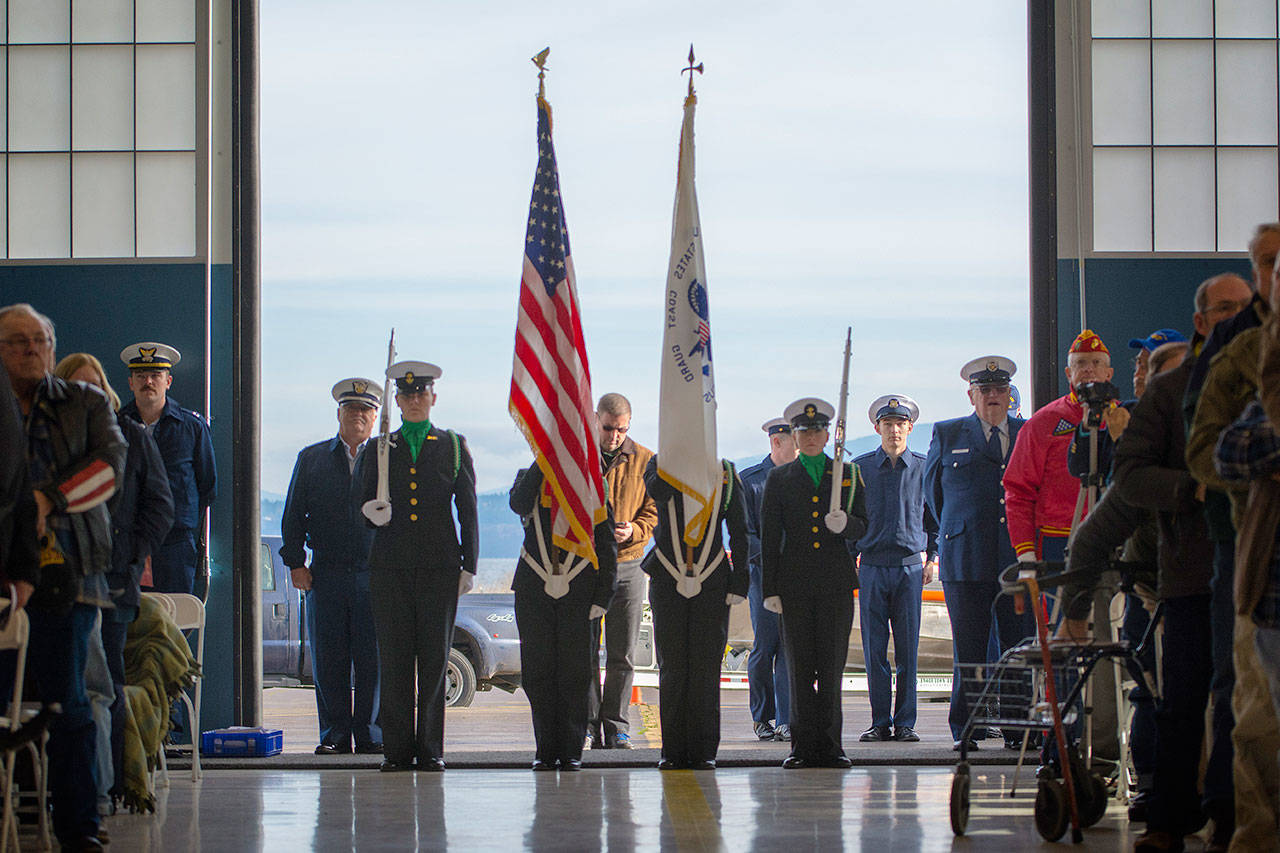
{"left": 0, "top": 262, "right": 237, "bottom": 729}
{"left": 1054, "top": 257, "right": 1253, "bottom": 398}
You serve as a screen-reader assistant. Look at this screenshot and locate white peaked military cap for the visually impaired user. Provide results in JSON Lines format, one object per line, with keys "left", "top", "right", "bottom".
{"left": 784, "top": 397, "right": 835, "bottom": 431}
{"left": 868, "top": 394, "right": 919, "bottom": 424}
{"left": 332, "top": 377, "right": 382, "bottom": 407}
{"left": 387, "top": 360, "right": 442, "bottom": 393}
{"left": 761, "top": 417, "right": 791, "bottom": 435}
{"left": 960, "top": 355, "right": 1017, "bottom": 386}
{"left": 120, "top": 341, "right": 181, "bottom": 370}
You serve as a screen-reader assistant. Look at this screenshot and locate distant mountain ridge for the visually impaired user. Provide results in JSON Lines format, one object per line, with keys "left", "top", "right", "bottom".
{"left": 260, "top": 425, "right": 937, "bottom": 557}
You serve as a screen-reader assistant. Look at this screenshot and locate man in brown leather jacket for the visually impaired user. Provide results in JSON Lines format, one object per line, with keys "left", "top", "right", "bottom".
{"left": 586, "top": 392, "right": 657, "bottom": 749}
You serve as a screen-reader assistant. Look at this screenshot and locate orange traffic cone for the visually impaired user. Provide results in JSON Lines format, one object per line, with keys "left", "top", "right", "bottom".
{"left": 630, "top": 686, "right": 642, "bottom": 705}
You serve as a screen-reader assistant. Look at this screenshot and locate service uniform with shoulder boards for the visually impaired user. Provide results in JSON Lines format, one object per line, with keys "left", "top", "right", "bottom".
{"left": 353, "top": 361, "right": 478, "bottom": 771}
{"left": 642, "top": 455, "right": 749, "bottom": 769}
{"left": 509, "top": 465, "right": 617, "bottom": 770}
{"left": 760, "top": 398, "right": 868, "bottom": 768}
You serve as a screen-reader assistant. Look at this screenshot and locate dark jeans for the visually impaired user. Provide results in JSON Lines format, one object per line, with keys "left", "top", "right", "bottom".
{"left": 747, "top": 560, "right": 789, "bottom": 727}
{"left": 100, "top": 609, "right": 132, "bottom": 798}
{"left": 1148, "top": 594, "right": 1213, "bottom": 835}
{"left": 859, "top": 562, "right": 923, "bottom": 730}
{"left": 588, "top": 558, "right": 644, "bottom": 739}
{"left": 1206, "top": 539, "right": 1236, "bottom": 820}
{"left": 1123, "top": 595, "right": 1157, "bottom": 782}
{"left": 308, "top": 570, "right": 381, "bottom": 749}
{"left": 0, "top": 603, "right": 99, "bottom": 844}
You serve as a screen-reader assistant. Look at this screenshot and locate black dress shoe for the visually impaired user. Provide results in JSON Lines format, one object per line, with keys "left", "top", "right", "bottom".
{"left": 893, "top": 726, "right": 920, "bottom": 742}
{"left": 379, "top": 759, "right": 413, "bottom": 772}
{"left": 560, "top": 759, "right": 582, "bottom": 772}
{"left": 753, "top": 721, "right": 776, "bottom": 740}
{"left": 531, "top": 759, "right": 555, "bottom": 771}
{"left": 419, "top": 757, "right": 446, "bottom": 772}
{"left": 820, "top": 755, "right": 853, "bottom": 769}
{"left": 781, "top": 755, "right": 808, "bottom": 769}
{"left": 354, "top": 742, "right": 384, "bottom": 755}
{"left": 657, "top": 758, "right": 682, "bottom": 770}
{"left": 859, "top": 725, "right": 892, "bottom": 742}
{"left": 315, "top": 743, "right": 344, "bottom": 755}
{"left": 689, "top": 759, "right": 716, "bottom": 770}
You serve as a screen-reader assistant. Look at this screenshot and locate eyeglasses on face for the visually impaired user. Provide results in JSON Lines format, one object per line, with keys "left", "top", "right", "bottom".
{"left": 0, "top": 335, "right": 51, "bottom": 349}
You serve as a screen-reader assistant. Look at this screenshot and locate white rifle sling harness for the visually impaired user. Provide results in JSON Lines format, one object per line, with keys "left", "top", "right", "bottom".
{"left": 654, "top": 463, "right": 733, "bottom": 599}
{"left": 361, "top": 329, "right": 397, "bottom": 526}
{"left": 519, "top": 500, "right": 591, "bottom": 599}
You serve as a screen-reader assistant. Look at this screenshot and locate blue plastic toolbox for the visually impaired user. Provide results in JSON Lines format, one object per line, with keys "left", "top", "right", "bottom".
{"left": 200, "top": 727, "right": 284, "bottom": 757}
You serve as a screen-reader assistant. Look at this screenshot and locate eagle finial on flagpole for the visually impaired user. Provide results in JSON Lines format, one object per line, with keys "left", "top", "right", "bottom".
{"left": 682, "top": 44, "right": 703, "bottom": 98}
{"left": 532, "top": 47, "right": 551, "bottom": 100}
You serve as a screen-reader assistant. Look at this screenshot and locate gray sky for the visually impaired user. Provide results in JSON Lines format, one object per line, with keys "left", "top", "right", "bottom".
{"left": 261, "top": 1, "right": 1031, "bottom": 494}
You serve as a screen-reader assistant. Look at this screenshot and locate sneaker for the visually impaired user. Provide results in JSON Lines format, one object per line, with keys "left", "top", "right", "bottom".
{"left": 772, "top": 724, "right": 791, "bottom": 742}
{"left": 607, "top": 732, "right": 633, "bottom": 750}
{"left": 859, "top": 725, "right": 892, "bottom": 742}
{"left": 753, "top": 721, "right": 776, "bottom": 740}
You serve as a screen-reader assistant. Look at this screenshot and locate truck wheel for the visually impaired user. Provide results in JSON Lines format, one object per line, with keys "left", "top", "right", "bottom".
{"left": 445, "top": 647, "right": 476, "bottom": 708}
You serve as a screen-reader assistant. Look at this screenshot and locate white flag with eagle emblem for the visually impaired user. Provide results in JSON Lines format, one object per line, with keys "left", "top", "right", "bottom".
{"left": 657, "top": 90, "right": 720, "bottom": 548}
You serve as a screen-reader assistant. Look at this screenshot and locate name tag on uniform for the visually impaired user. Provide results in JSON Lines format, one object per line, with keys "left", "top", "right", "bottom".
{"left": 951, "top": 448, "right": 969, "bottom": 454}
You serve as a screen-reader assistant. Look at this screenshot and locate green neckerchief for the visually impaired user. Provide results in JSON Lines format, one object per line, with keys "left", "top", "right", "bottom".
{"left": 400, "top": 418, "right": 431, "bottom": 462}
{"left": 799, "top": 451, "right": 828, "bottom": 488}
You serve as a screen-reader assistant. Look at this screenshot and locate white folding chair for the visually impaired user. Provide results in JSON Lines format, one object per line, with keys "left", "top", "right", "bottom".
{"left": 0, "top": 596, "right": 42, "bottom": 853}
{"left": 164, "top": 594, "right": 204, "bottom": 782}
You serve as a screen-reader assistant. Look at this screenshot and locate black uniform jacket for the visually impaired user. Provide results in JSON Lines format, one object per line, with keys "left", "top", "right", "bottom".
{"left": 760, "top": 456, "right": 868, "bottom": 599}
{"left": 640, "top": 456, "right": 750, "bottom": 598}
{"left": 107, "top": 415, "right": 174, "bottom": 610}
{"left": 509, "top": 466, "right": 619, "bottom": 610}
{"left": 353, "top": 425, "right": 479, "bottom": 576}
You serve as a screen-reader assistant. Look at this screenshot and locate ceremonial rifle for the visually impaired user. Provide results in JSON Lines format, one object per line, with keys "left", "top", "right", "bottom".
{"left": 828, "top": 327, "right": 852, "bottom": 518}
{"left": 361, "top": 328, "right": 396, "bottom": 526}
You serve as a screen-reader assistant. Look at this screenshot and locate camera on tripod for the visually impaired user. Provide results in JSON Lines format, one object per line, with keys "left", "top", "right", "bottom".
{"left": 1075, "top": 380, "right": 1120, "bottom": 427}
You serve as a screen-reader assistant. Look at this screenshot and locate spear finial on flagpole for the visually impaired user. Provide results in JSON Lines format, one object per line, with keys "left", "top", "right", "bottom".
{"left": 682, "top": 44, "right": 703, "bottom": 99}
{"left": 532, "top": 47, "right": 551, "bottom": 100}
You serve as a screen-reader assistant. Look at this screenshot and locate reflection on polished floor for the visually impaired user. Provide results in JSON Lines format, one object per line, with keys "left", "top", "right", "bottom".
{"left": 102, "top": 767, "right": 1144, "bottom": 851}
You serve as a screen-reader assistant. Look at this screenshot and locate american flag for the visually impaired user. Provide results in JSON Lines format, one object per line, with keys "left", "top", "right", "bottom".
{"left": 509, "top": 96, "right": 607, "bottom": 567}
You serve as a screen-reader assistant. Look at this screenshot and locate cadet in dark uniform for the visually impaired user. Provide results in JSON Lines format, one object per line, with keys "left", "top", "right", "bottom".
{"left": 923, "top": 356, "right": 1031, "bottom": 750}
{"left": 509, "top": 465, "right": 617, "bottom": 771}
{"left": 280, "top": 377, "right": 383, "bottom": 756}
{"left": 852, "top": 395, "right": 937, "bottom": 744}
{"left": 739, "top": 416, "right": 796, "bottom": 742}
{"left": 353, "top": 361, "right": 478, "bottom": 772}
{"left": 119, "top": 341, "right": 216, "bottom": 595}
{"left": 760, "top": 398, "right": 868, "bottom": 769}
{"left": 642, "top": 455, "right": 750, "bottom": 769}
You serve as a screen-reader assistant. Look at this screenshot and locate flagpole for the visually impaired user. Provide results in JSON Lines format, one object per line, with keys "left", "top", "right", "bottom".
{"left": 532, "top": 46, "right": 550, "bottom": 100}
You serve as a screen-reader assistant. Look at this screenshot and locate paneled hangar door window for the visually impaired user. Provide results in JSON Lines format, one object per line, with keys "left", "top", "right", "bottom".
{"left": 1090, "top": 0, "right": 1280, "bottom": 252}
{"left": 1, "top": 0, "right": 199, "bottom": 260}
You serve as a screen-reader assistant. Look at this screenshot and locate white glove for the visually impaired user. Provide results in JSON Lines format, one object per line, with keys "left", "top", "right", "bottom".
{"left": 725, "top": 593, "right": 745, "bottom": 606}
{"left": 458, "top": 572, "right": 474, "bottom": 596}
{"left": 824, "top": 510, "right": 847, "bottom": 534}
{"left": 589, "top": 604, "right": 607, "bottom": 621}
{"left": 763, "top": 595, "right": 782, "bottom": 614}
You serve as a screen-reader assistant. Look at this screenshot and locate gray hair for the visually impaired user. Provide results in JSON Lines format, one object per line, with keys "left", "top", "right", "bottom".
{"left": 1248, "top": 222, "right": 1280, "bottom": 274}
{"left": 0, "top": 302, "right": 56, "bottom": 349}
{"left": 596, "top": 392, "right": 631, "bottom": 418}
{"left": 1149, "top": 340, "right": 1189, "bottom": 376}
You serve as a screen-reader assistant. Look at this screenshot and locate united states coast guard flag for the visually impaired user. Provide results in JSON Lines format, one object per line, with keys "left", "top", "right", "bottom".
{"left": 658, "top": 89, "right": 721, "bottom": 548}
{"left": 509, "top": 93, "right": 607, "bottom": 569}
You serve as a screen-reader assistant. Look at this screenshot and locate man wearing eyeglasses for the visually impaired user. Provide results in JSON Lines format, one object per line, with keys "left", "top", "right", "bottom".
{"left": 586, "top": 392, "right": 657, "bottom": 750}
{"left": 924, "top": 356, "right": 1029, "bottom": 750}
{"left": 119, "top": 341, "right": 216, "bottom": 596}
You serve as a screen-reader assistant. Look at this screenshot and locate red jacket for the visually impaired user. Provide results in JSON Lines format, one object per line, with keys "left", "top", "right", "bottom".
{"left": 1003, "top": 393, "right": 1083, "bottom": 556}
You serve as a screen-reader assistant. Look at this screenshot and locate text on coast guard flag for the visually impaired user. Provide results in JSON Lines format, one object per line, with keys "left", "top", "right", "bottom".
{"left": 658, "top": 93, "right": 720, "bottom": 549}
{"left": 509, "top": 94, "right": 607, "bottom": 569}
